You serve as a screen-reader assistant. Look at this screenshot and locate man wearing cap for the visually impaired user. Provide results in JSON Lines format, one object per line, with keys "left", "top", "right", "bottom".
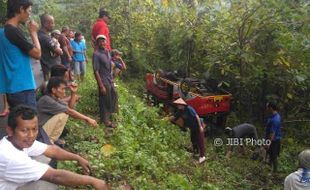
{"left": 111, "top": 49, "right": 127, "bottom": 78}
{"left": 284, "top": 149, "right": 310, "bottom": 190}
{"left": 170, "top": 98, "right": 206, "bottom": 163}
{"left": 93, "top": 35, "right": 118, "bottom": 128}
{"left": 91, "top": 8, "right": 111, "bottom": 51}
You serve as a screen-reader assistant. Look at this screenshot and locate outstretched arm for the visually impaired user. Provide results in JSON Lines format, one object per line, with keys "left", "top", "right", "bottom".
{"left": 41, "top": 168, "right": 108, "bottom": 190}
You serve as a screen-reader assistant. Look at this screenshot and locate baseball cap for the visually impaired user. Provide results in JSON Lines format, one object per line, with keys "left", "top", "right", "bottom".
{"left": 96, "top": 34, "right": 107, "bottom": 41}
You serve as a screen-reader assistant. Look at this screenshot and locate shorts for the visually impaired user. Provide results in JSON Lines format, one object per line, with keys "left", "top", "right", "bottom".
{"left": 73, "top": 61, "right": 86, "bottom": 75}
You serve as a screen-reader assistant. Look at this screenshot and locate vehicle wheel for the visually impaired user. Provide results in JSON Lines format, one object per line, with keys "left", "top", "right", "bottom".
{"left": 180, "top": 79, "right": 192, "bottom": 95}
{"left": 216, "top": 114, "right": 228, "bottom": 129}
{"left": 155, "top": 69, "right": 164, "bottom": 84}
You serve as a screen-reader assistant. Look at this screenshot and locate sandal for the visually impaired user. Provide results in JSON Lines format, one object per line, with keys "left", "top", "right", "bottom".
{"left": 0, "top": 110, "right": 9, "bottom": 117}
{"left": 106, "top": 123, "right": 117, "bottom": 128}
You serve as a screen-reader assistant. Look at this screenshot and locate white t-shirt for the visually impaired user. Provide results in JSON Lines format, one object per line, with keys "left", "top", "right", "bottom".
{"left": 284, "top": 168, "right": 310, "bottom": 190}
{"left": 0, "top": 137, "right": 49, "bottom": 190}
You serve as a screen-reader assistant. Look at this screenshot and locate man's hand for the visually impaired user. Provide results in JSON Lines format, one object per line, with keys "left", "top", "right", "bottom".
{"left": 27, "top": 20, "right": 39, "bottom": 33}
{"left": 86, "top": 117, "right": 98, "bottom": 127}
{"left": 100, "top": 86, "right": 107, "bottom": 95}
{"left": 92, "top": 179, "right": 108, "bottom": 190}
{"left": 77, "top": 156, "right": 91, "bottom": 175}
{"left": 69, "top": 82, "right": 78, "bottom": 94}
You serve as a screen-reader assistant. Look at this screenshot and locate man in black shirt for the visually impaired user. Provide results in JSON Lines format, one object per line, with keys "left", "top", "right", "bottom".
{"left": 38, "top": 14, "right": 63, "bottom": 81}
{"left": 1, "top": 0, "right": 41, "bottom": 109}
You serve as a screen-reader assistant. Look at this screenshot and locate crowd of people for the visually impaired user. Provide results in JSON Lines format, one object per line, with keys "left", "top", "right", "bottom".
{"left": 0, "top": 0, "right": 308, "bottom": 190}
{"left": 0, "top": 0, "right": 128, "bottom": 189}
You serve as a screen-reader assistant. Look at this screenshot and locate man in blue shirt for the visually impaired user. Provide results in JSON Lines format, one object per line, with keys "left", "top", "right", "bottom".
{"left": 265, "top": 101, "right": 282, "bottom": 172}
{"left": 71, "top": 32, "right": 87, "bottom": 82}
{"left": 171, "top": 98, "right": 206, "bottom": 164}
{"left": 0, "top": 0, "right": 41, "bottom": 109}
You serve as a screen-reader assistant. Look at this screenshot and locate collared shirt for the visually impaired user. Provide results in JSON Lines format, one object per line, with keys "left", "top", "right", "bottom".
{"left": 71, "top": 40, "right": 86, "bottom": 62}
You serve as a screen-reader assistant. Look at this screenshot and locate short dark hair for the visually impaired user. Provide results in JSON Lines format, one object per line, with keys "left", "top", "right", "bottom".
{"left": 61, "top": 26, "right": 69, "bottom": 33}
{"left": 267, "top": 101, "right": 278, "bottom": 111}
{"left": 99, "top": 8, "right": 110, "bottom": 18}
{"left": 75, "top": 32, "right": 82, "bottom": 39}
{"left": 47, "top": 77, "right": 67, "bottom": 94}
{"left": 40, "top": 13, "right": 52, "bottom": 26}
{"left": 51, "top": 65, "right": 68, "bottom": 78}
{"left": 8, "top": 105, "right": 37, "bottom": 130}
{"left": 6, "top": 0, "right": 33, "bottom": 19}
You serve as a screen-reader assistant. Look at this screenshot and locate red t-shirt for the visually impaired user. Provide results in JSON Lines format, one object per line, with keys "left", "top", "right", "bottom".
{"left": 91, "top": 19, "right": 111, "bottom": 51}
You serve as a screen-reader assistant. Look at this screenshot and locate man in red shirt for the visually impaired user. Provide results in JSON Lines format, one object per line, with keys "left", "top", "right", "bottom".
{"left": 91, "top": 9, "right": 111, "bottom": 51}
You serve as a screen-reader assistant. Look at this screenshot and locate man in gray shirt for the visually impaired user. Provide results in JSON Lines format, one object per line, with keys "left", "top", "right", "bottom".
{"left": 224, "top": 123, "right": 259, "bottom": 158}
{"left": 37, "top": 77, "right": 97, "bottom": 144}
{"left": 93, "top": 35, "right": 118, "bottom": 128}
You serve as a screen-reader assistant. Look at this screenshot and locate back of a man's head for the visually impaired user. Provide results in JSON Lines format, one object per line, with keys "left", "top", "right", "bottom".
{"left": 47, "top": 77, "right": 67, "bottom": 94}
{"left": 298, "top": 149, "right": 310, "bottom": 169}
{"left": 267, "top": 101, "right": 278, "bottom": 111}
{"left": 51, "top": 64, "right": 68, "bottom": 78}
{"left": 6, "top": 0, "right": 33, "bottom": 19}
{"left": 62, "top": 26, "right": 69, "bottom": 33}
{"left": 8, "top": 105, "right": 37, "bottom": 131}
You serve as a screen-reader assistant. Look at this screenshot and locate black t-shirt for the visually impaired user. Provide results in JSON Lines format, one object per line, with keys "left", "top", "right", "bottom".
{"left": 4, "top": 24, "right": 34, "bottom": 54}
{"left": 38, "top": 29, "right": 59, "bottom": 70}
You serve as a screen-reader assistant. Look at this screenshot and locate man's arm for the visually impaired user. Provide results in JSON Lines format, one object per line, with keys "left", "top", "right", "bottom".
{"left": 66, "top": 108, "right": 97, "bottom": 126}
{"left": 41, "top": 168, "right": 108, "bottom": 190}
{"left": 44, "top": 145, "right": 90, "bottom": 173}
{"left": 67, "top": 82, "right": 78, "bottom": 108}
{"left": 28, "top": 21, "right": 41, "bottom": 59}
{"left": 94, "top": 71, "right": 106, "bottom": 95}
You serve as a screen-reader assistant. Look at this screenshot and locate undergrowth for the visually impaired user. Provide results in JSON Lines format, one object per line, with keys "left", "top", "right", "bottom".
{"left": 58, "top": 64, "right": 309, "bottom": 190}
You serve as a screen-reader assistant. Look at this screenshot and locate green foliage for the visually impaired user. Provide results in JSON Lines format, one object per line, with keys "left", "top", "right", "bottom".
{"left": 0, "top": 0, "right": 6, "bottom": 25}
{"left": 57, "top": 63, "right": 310, "bottom": 189}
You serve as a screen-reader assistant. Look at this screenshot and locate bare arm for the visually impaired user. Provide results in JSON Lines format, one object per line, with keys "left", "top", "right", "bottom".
{"left": 41, "top": 168, "right": 108, "bottom": 190}
{"left": 67, "top": 82, "right": 78, "bottom": 108}
{"left": 94, "top": 71, "right": 106, "bottom": 95}
{"left": 28, "top": 20, "right": 41, "bottom": 59}
{"left": 66, "top": 108, "right": 98, "bottom": 126}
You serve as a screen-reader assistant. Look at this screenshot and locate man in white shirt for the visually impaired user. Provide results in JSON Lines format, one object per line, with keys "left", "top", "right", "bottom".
{"left": 0, "top": 105, "right": 107, "bottom": 190}
{"left": 284, "top": 149, "right": 310, "bottom": 190}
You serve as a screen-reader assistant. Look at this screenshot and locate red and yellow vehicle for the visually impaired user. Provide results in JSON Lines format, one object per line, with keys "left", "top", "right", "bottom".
{"left": 145, "top": 70, "right": 232, "bottom": 128}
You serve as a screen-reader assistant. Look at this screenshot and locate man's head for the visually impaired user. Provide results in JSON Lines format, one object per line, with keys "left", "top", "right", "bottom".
{"left": 266, "top": 101, "right": 278, "bottom": 113}
{"left": 298, "top": 149, "right": 310, "bottom": 169}
{"left": 75, "top": 32, "right": 82, "bottom": 42}
{"left": 40, "top": 13, "right": 55, "bottom": 32}
{"left": 62, "top": 26, "right": 69, "bottom": 35}
{"left": 51, "top": 29, "right": 61, "bottom": 39}
{"left": 7, "top": 105, "right": 38, "bottom": 149}
{"left": 51, "top": 64, "right": 69, "bottom": 81}
{"left": 47, "top": 77, "right": 67, "bottom": 99}
{"left": 111, "top": 49, "right": 122, "bottom": 59}
{"left": 99, "top": 8, "right": 110, "bottom": 24}
{"left": 173, "top": 98, "right": 187, "bottom": 110}
{"left": 69, "top": 30, "right": 75, "bottom": 39}
{"left": 224, "top": 127, "right": 233, "bottom": 136}
{"left": 6, "top": 0, "right": 33, "bottom": 23}
{"left": 96, "top": 34, "right": 107, "bottom": 49}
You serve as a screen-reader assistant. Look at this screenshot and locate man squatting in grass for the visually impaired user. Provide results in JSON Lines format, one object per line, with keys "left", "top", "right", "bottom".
{"left": 0, "top": 105, "right": 108, "bottom": 190}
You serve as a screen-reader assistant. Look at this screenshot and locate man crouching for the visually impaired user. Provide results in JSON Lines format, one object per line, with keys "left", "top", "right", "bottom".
{"left": 0, "top": 105, "right": 108, "bottom": 190}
